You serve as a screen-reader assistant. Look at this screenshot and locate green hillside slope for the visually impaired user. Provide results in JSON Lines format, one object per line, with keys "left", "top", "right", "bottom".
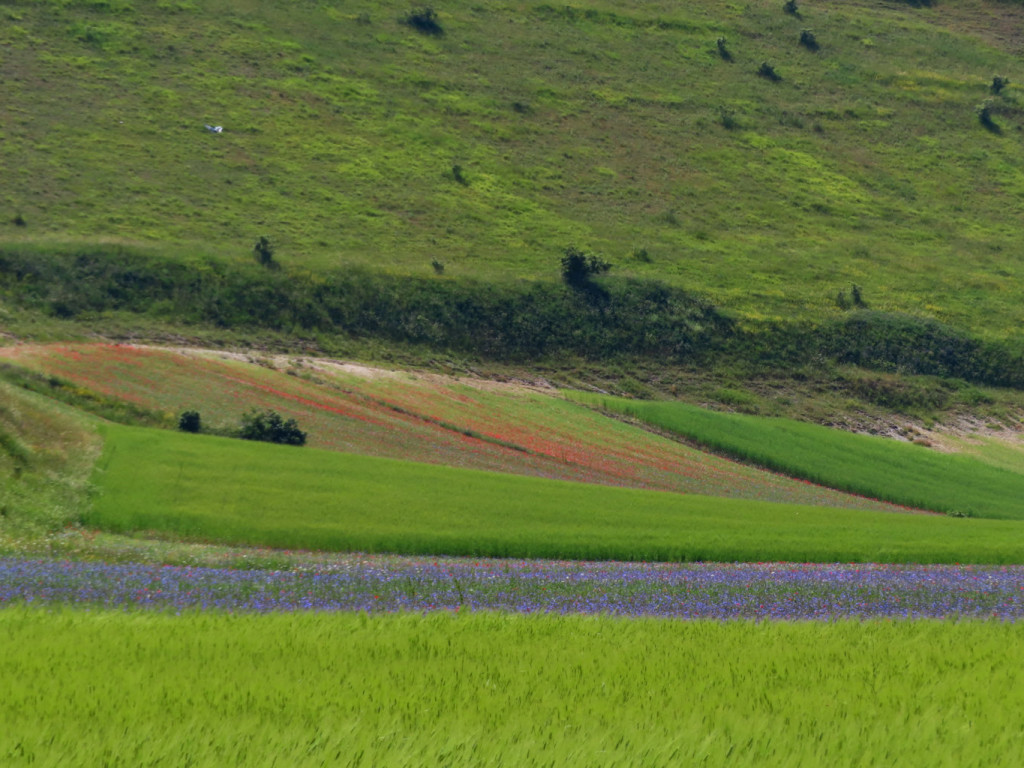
{"left": 0, "top": 382, "right": 100, "bottom": 541}
{"left": 3, "top": 0, "right": 1024, "bottom": 336}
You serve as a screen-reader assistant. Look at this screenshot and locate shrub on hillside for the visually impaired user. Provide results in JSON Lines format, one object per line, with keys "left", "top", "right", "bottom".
{"left": 991, "top": 75, "right": 1009, "bottom": 95}
{"left": 253, "top": 236, "right": 278, "bottom": 269}
{"left": 239, "top": 409, "right": 306, "bottom": 446}
{"left": 178, "top": 410, "right": 201, "bottom": 433}
{"left": 718, "top": 106, "right": 740, "bottom": 130}
{"left": 799, "top": 29, "right": 819, "bottom": 51}
{"left": 716, "top": 37, "right": 732, "bottom": 61}
{"left": 560, "top": 247, "right": 611, "bottom": 288}
{"left": 758, "top": 62, "right": 781, "bottom": 82}
{"left": 403, "top": 7, "right": 443, "bottom": 36}
{"left": 976, "top": 101, "right": 1000, "bottom": 133}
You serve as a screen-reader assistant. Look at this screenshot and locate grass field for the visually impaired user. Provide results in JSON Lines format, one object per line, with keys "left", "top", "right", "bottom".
{"left": 85, "top": 422, "right": 1024, "bottom": 564}
{"left": 2, "top": 607, "right": 1022, "bottom": 767}
{"left": 573, "top": 393, "right": 1024, "bottom": 520}
{"left": 3, "top": 0, "right": 1024, "bottom": 335}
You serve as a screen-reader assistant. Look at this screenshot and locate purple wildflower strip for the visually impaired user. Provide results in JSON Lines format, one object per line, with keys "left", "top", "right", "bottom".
{"left": 2, "top": 556, "right": 1023, "bottom": 620}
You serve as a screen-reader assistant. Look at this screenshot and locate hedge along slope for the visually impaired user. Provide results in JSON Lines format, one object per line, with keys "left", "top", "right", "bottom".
{"left": 574, "top": 394, "right": 1024, "bottom": 520}
{"left": 3, "top": 248, "right": 1023, "bottom": 387}
{"left": 86, "top": 423, "right": 1024, "bottom": 564}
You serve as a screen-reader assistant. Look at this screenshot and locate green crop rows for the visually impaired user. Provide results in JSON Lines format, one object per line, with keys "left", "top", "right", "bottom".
{"left": 574, "top": 392, "right": 1024, "bottom": 520}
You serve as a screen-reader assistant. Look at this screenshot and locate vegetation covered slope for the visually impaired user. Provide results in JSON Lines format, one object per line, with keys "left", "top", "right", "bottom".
{"left": 2, "top": 0, "right": 1024, "bottom": 338}
{"left": 0, "top": 382, "right": 100, "bottom": 541}
{"left": 0, "top": 342, "right": 910, "bottom": 510}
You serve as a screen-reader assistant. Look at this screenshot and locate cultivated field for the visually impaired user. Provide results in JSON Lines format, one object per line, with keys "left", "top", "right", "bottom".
{"left": 575, "top": 393, "right": 1024, "bottom": 520}
{"left": 2, "top": 607, "right": 1022, "bottom": 767}
{"left": 85, "top": 422, "right": 1024, "bottom": 564}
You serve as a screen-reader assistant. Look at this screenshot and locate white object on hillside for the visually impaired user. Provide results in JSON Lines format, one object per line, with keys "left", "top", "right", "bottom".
{"left": 204, "top": 124, "right": 223, "bottom": 133}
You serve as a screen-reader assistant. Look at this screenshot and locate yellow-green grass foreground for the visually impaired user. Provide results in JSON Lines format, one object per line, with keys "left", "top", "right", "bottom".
{"left": 88, "top": 423, "right": 1024, "bottom": 563}
{"left": 1, "top": 607, "right": 1022, "bottom": 767}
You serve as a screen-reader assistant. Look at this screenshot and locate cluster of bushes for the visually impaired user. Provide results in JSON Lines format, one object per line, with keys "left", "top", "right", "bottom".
{"left": 179, "top": 408, "right": 306, "bottom": 446}
{"left": 2, "top": 247, "right": 1022, "bottom": 389}
{"left": 0, "top": 364, "right": 309, "bottom": 446}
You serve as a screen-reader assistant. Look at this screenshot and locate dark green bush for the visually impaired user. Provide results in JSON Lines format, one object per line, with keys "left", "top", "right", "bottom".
{"left": 403, "top": 7, "right": 443, "bottom": 36}
{"left": 253, "top": 236, "right": 277, "bottom": 269}
{"left": 239, "top": 410, "right": 307, "bottom": 446}
{"left": 758, "top": 62, "right": 781, "bottom": 82}
{"left": 716, "top": 37, "right": 731, "bottom": 61}
{"left": 178, "top": 410, "right": 201, "bottom": 433}
{"left": 976, "top": 101, "right": 1000, "bottom": 133}
{"left": 718, "top": 106, "right": 739, "bottom": 130}
{"left": 560, "top": 247, "right": 611, "bottom": 288}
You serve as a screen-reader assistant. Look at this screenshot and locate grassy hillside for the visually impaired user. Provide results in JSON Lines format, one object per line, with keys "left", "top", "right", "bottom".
{"left": 0, "top": 382, "right": 100, "bottom": 542}
{"left": 3, "top": 0, "right": 1024, "bottom": 337}
{"left": 85, "top": 422, "right": 1024, "bottom": 563}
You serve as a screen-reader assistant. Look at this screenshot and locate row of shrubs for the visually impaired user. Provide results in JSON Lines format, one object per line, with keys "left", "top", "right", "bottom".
{"left": 0, "top": 247, "right": 732, "bottom": 360}
{"left": 1, "top": 247, "right": 1022, "bottom": 388}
